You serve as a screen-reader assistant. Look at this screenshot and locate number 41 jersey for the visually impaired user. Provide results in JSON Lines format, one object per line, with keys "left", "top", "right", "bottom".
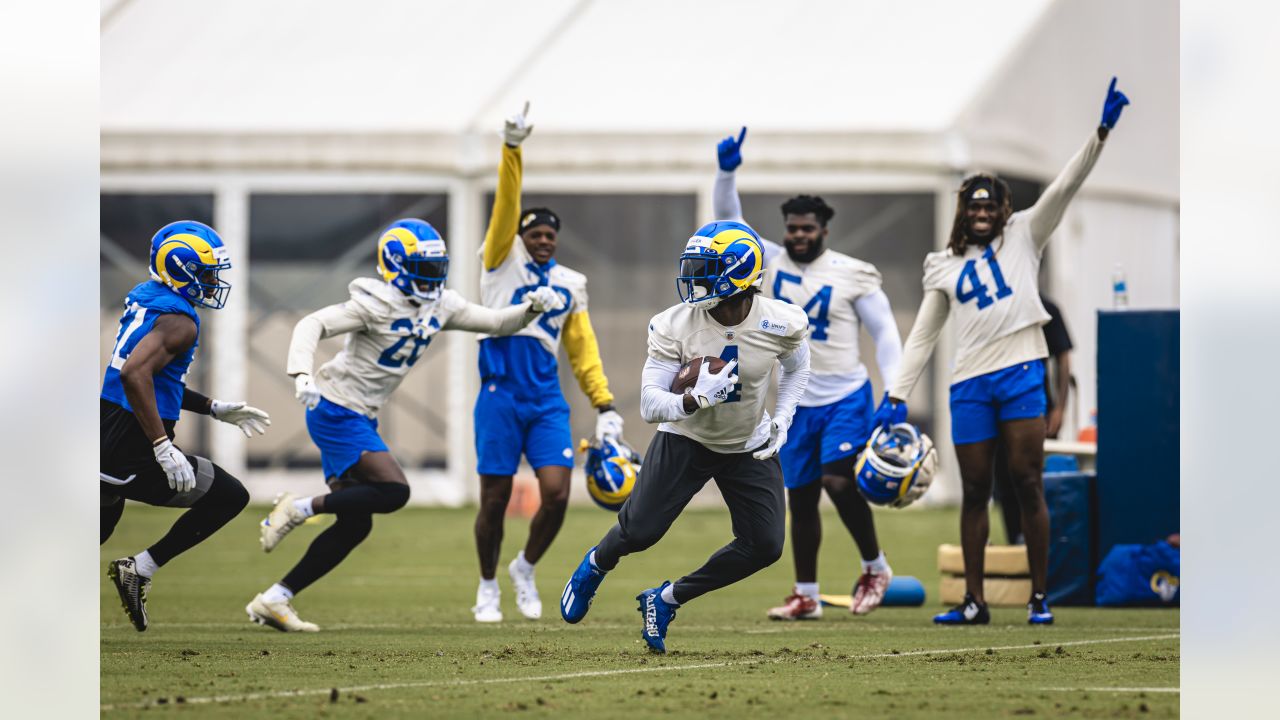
{"left": 922, "top": 214, "right": 1050, "bottom": 384}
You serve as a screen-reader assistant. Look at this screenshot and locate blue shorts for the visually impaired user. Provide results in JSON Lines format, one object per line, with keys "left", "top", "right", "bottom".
{"left": 779, "top": 382, "right": 874, "bottom": 490}
{"left": 949, "top": 360, "right": 1047, "bottom": 445}
{"left": 474, "top": 382, "right": 574, "bottom": 475}
{"left": 305, "top": 397, "right": 390, "bottom": 481}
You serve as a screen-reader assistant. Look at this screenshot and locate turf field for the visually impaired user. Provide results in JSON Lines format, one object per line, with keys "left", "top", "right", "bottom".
{"left": 101, "top": 503, "right": 1179, "bottom": 718}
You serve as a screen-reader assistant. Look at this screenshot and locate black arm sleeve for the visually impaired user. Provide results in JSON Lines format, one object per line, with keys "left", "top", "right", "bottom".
{"left": 181, "top": 387, "right": 213, "bottom": 415}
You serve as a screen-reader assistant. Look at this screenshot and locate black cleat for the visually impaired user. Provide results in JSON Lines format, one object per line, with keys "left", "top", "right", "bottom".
{"left": 107, "top": 557, "right": 151, "bottom": 632}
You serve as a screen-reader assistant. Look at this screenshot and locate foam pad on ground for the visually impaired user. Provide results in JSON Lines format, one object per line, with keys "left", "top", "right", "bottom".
{"left": 937, "top": 543, "right": 1030, "bottom": 576}
{"left": 939, "top": 575, "right": 1033, "bottom": 607}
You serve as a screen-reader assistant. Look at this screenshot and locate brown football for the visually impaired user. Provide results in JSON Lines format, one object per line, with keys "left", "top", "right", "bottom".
{"left": 670, "top": 356, "right": 727, "bottom": 394}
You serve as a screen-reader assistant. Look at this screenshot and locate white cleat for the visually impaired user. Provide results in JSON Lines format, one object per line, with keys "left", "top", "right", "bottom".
{"left": 260, "top": 492, "right": 307, "bottom": 553}
{"left": 246, "top": 593, "right": 319, "bottom": 632}
{"left": 508, "top": 557, "right": 543, "bottom": 620}
{"left": 472, "top": 581, "right": 503, "bottom": 623}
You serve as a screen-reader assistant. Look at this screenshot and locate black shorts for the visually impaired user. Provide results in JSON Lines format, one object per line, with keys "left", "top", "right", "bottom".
{"left": 100, "top": 399, "right": 215, "bottom": 508}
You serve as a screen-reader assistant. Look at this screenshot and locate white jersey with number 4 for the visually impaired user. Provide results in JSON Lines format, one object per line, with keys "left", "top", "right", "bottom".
{"left": 647, "top": 296, "right": 809, "bottom": 453}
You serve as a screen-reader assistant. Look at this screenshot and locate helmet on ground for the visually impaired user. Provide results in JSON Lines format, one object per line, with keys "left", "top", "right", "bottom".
{"left": 149, "top": 220, "right": 232, "bottom": 310}
{"left": 580, "top": 436, "right": 641, "bottom": 511}
{"left": 676, "top": 220, "right": 765, "bottom": 310}
{"left": 854, "top": 423, "right": 938, "bottom": 508}
{"left": 377, "top": 219, "right": 449, "bottom": 301}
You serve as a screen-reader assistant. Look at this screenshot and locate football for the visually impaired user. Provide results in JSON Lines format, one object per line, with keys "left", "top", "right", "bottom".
{"left": 670, "top": 356, "right": 727, "bottom": 394}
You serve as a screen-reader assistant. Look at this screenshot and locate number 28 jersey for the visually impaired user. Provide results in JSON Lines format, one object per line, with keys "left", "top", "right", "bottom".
{"left": 922, "top": 213, "right": 1050, "bottom": 384}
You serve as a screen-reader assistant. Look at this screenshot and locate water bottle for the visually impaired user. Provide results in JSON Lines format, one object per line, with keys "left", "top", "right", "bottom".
{"left": 1111, "top": 264, "right": 1129, "bottom": 309}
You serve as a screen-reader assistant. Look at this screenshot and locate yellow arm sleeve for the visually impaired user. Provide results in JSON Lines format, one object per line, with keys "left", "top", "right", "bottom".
{"left": 563, "top": 310, "right": 614, "bottom": 407}
{"left": 483, "top": 144, "right": 523, "bottom": 271}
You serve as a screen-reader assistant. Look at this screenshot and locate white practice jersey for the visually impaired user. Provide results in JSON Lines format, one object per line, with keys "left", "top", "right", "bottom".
{"left": 764, "top": 243, "right": 885, "bottom": 405}
{"left": 288, "top": 278, "right": 531, "bottom": 417}
{"left": 479, "top": 237, "right": 588, "bottom": 355}
{"left": 648, "top": 295, "right": 809, "bottom": 453}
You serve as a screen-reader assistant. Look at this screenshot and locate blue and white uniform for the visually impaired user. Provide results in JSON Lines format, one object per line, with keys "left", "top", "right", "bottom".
{"left": 102, "top": 281, "right": 200, "bottom": 420}
{"left": 714, "top": 173, "right": 903, "bottom": 488}
{"left": 890, "top": 132, "right": 1106, "bottom": 444}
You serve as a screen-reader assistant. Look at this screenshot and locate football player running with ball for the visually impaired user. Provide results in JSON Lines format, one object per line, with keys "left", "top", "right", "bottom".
{"left": 247, "top": 219, "right": 563, "bottom": 632}
{"left": 472, "top": 103, "right": 627, "bottom": 623}
{"left": 713, "top": 127, "right": 905, "bottom": 620}
{"left": 560, "top": 221, "right": 811, "bottom": 653}
{"left": 885, "top": 77, "right": 1130, "bottom": 626}
{"left": 102, "top": 221, "right": 270, "bottom": 632}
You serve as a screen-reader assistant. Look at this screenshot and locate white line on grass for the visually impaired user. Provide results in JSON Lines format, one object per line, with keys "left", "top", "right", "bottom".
{"left": 1042, "top": 687, "right": 1180, "bottom": 694}
{"left": 100, "top": 633, "right": 1179, "bottom": 712}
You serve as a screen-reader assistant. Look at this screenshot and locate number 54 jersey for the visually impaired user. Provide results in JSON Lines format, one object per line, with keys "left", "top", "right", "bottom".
{"left": 922, "top": 216, "right": 1050, "bottom": 384}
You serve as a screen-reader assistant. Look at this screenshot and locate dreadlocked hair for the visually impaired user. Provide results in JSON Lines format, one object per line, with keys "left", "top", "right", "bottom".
{"left": 948, "top": 173, "right": 1012, "bottom": 255}
{"left": 780, "top": 195, "right": 835, "bottom": 227}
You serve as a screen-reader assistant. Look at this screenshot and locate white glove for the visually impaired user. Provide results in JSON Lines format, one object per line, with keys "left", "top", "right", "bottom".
{"left": 752, "top": 417, "right": 790, "bottom": 460}
{"left": 501, "top": 101, "right": 534, "bottom": 147}
{"left": 525, "top": 286, "right": 565, "bottom": 314}
{"left": 153, "top": 438, "right": 195, "bottom": 493}
{"left": 210, "top": 399, "right": 271, "bottom": 438}
{"left": 688, "top": 358, "right": 738, "bottom": 410}
{"left": 294, "top": 373, "right": 321, "bottom": 410}
{"left": 596, "top": 409, "right": 624, "bottom": 442}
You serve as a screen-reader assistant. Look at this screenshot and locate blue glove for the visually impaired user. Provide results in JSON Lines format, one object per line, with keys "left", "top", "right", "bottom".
{"left": 717, "top": 126, "right": 747, "bottom": 172}
{"left": 872, "top": 393, "right": 908, "bottom": 431}
{"left": 1100, "top": 76, "right": 1130, "bottom": 129}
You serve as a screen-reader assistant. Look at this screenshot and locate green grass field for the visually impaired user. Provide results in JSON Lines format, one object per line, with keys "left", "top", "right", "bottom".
{"left": 101, "top": 503, "right": 1179, "bottom": 718}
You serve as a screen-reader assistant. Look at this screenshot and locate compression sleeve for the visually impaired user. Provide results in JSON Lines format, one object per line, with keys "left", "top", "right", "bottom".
{"left": 887, "top": 290, "right": 950, "bottom": 401}
{"left": 773, "top": 341, "right": 811, "bottom": 429}
{"left": 640, "top": 357, "right": 692, "bottom": 423}
{"left": 854, "top": 289, "right": 904, "bottom": 391}
{"left": 563, "top": 310, "right": 615, "bottom": 407}
{"left": 713, "top": 169, "right": 782, "bottom": 262}
{"left": 443, "top": 300, "right": 535, "bottom": 336}
{"left": 286, "top": 302, "right": 368, "bottom": 377}
{"left": 1027, "top": 132, "right": 1105, "bottom": 251}
{"left": 482, "top": 144, "right": 523, "bottom": 271}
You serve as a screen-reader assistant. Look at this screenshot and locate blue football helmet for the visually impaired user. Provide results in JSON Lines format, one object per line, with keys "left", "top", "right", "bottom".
{"left": 677, "top": 220, "right": 765, "bottom": 310}
{"left": 854, "top": 423, "right": 938, "bottom": 508}
{"left": 377, "top": 219, "right": 449, "bottom": 301}
{"left": 148, "top": 220, "right": 232, "bottom": 309}
{"left": 580, "top": 436, "right": 641, "bottom": 511}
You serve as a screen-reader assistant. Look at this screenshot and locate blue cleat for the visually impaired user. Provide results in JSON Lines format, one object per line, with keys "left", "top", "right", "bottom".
{"left": 1028, "top": 592, "right": 1054, "bottom": 625}
{"left": 637, "top": 582, "right": 678, "bottom": 653}
{"left": 933, "top": 593, "right": 990, "bottom": 625}
{"left": 560, "top": 547, "right": 607, "bottom": 624}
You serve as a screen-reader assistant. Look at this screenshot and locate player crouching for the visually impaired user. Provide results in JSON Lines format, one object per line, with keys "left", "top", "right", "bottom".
{"left": 560, "top": 221, "right": 810, "bottom": 653}
{"left": 246, "top": 219, "right": 564, "bottom": 631}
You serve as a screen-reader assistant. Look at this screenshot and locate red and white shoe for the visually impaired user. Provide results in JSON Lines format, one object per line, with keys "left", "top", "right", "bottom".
{"left": 851, "top": 567, "right": 893, "bottom": 615}
{"left": 766, "top": 592, "right": 822, "bottom": 621}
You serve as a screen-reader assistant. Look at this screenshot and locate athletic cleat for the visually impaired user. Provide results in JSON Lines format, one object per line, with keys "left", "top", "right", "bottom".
{"left": 246, "top": 593, "right": 319, "bottom": 632}
{"left": 508, "top": 557, "right": 542, "bottom": 620}
{"left": 851, "top": 566, "right": 893, "bottom": 615}
{"left": 933, "top": 592, "right": 990, "bottom": 625}
{"left": 259, "top": 492, "right": 307, "bottom": 553}
{"left": 560, "top": 547, "right": 606, "bottom": 624}
{"left": 473, "top": 581, "right": 503, "bottom": 623}
{"left": 107, "top": 557, "right": 151, "bottom": 632}
{"left": 1028, "top": 592, "right": 1055, "bottom": 625}
{"left": 766, "top": 591, "right": 822, "bottom": 620}
{"left": 637, "top": 582, "right": 678, "bottom": 653}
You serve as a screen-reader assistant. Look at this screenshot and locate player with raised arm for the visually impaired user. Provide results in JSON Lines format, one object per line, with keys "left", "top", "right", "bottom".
{"left": 246, "top": 219, "right": 564, "bottom": 632}
{"left": 102, "top": 221, "right": 270, "bottom": 632}
{"left": 472, "top": 103, "right": 628, "bottom": 622}
{"left": 712, "top": 128, "right": 904, "bottom": 619}
{"left": 559, "top": 221, "right": 811, "bottom": 653}
{"left": 883, "top": 78, "right": 1130, "bottom": 626}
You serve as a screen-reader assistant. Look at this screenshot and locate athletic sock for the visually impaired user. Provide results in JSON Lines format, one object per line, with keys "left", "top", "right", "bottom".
{"left": 795, "top": 582, "right": 820, "bottom": 600}
{"left": 293, "top": 497, "right": 316, "bottom": 518}
{"left": 588, "top": 549, "right": 601, "bottom": 572}
{"left": 862, "top": 551, "right": 890, "bottom": 575}
{"left": 513, "top": 550, "right": 535, "bottom": 576}
{"left": 263, "top": 583, "right": 294, "bottom": 603}
{"left": 479, "top": 577, "right": 499, "bottom": 594}
{"left": 660, "top": 583, "right": 680, "bottom": 607}
{"left": 133, "top": 550, "right": 158, "bottom": 578}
